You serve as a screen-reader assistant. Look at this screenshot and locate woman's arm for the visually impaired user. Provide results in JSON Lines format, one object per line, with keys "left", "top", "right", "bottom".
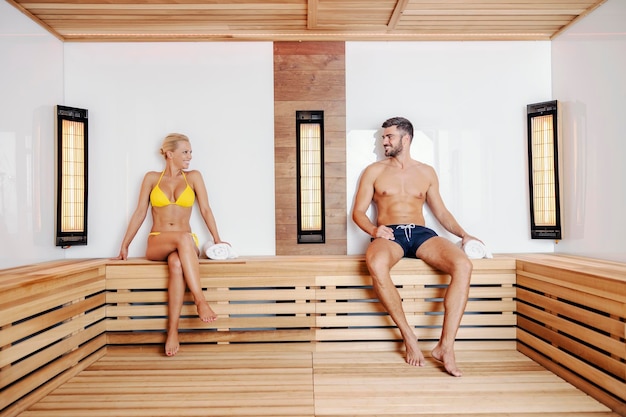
{"left": 189, "top": 170, "right": 223, "bottom": 244}
{"left": 114, "top": 172, "right": 154, "bottom": 260}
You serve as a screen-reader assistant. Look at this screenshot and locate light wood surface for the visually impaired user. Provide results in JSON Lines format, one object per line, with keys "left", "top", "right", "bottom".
{"left": 17, "top": 346, "right": 620, "bottom": 416}
{"left": 103, "top": 255, "right": 518, "bottom": 348}
{"left": 273, "top": 42, "right": 347, "bottom": 256}
{"left": 515, "top": 253, "right": 626, "bottom": 417}
{"left": 5, "top": 0, "right": 607, "bottom": 42}
{"left": 2, "top": 254, "right": 624, "bottom": 416}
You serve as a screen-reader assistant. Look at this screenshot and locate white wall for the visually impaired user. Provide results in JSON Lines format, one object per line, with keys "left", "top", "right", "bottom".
{"left": 552, "top": 0, "right": 626, "bottom": 262}
{"left": 0, "top": 1, "right": 64, "bottom": 268}
{"left": 345, "top": 41, "right": 554, "bottom": 255}
{"left": 4, "top": 0, "right": 623, "bottom": 269}
{"left": 62, "top": 42, "right": 276, "bottom": 260}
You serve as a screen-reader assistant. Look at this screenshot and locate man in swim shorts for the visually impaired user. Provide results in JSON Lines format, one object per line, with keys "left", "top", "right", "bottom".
{"left": 352, "top": 117, "right": 481, "bottom": 377}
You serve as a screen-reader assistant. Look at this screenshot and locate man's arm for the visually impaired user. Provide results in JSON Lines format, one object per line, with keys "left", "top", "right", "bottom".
{"left": 353, "top": 164, "right": 401, "bottom": 241}
{"left": 352, "top": 164, "right": 396, "bottom": 241}
{"left": 424, "top": 166, "right": 474, "bottom": 243}
{"left": 351, "top": 166, "right": 379, "bottom": 238}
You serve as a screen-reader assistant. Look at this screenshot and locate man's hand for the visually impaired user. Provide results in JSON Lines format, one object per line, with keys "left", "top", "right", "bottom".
{"left": 374, "top": 225, "right": 395, "bottom": 240}
{"left": 461, "top": 234, "right": 482, "bottom": 246}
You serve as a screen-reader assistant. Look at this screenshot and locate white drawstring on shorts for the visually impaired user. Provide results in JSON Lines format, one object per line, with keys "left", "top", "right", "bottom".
{"left": 396, "top": 223, "right": 416, "bottom": 242}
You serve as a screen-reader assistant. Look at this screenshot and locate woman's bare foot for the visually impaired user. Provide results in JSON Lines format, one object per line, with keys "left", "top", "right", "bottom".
{"left": 196, "top": 300, "right": 217, "bottom": 322}
{"left": 404, "top": 338, "right": 426, "bottom": 367}
{"left": 165, "top": 332, "right": 179, "bottom": 357}
{"left": 431, "top": 344, "right": 462, "bottom": 377}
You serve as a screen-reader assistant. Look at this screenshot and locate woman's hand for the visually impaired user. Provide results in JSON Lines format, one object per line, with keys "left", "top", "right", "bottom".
{"left": 113, "top": 248, "right": 129, "bottom": 260}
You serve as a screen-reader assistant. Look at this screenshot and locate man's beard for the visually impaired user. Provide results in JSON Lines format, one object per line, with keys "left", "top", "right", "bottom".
{"left": 385, "top": 142, "right": 403, "bottom": 157}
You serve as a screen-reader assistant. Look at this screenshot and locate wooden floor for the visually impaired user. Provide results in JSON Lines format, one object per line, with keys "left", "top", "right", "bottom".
{"left": 20, "top": 346, "right": 620, "bottom": 417}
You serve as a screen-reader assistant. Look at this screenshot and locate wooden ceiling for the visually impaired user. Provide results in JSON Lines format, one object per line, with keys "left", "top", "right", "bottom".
{"left": 7, "top": 0, "right": 606, "bottom": 42}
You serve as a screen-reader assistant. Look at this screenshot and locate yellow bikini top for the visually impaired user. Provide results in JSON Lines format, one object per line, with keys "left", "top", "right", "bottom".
{"left": 150, "top": 170, "right": 195, "bottom": 208}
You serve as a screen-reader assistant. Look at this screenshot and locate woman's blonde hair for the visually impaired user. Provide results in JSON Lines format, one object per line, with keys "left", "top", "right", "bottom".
{"left": 160, "top": 133, "right": 190, "bottom": 159}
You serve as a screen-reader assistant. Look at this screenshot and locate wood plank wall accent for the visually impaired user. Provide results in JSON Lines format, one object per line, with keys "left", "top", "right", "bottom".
{"left": 515, "top": 254, "right": 626, "bottom": 416}
{"left": 273, "top": 41, "right": 347, "bottom": 255}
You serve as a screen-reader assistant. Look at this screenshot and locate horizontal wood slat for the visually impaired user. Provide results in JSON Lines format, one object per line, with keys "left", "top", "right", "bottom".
{"left": 104, "top": 256, "right": 517, "bottom": 351}
{"left": 0, "top": 260, "right": 108, "bottom": 415}
{"left": 515, "top": 254, "right": 626, "bottom": 416}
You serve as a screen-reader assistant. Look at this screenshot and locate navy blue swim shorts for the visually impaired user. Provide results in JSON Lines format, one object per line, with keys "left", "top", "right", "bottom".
{"left": 387, "top": 224, "right": 438, "bottom": 258}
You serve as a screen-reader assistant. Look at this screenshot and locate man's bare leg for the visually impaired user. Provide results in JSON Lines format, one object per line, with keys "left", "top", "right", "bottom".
{"left": 417, "top": 237, "right": 472, "bottom": 377}
{"left": 366, "top": 239, "right": 425, "bottom": 367}
{"left": 165, "top": 251, "right": 185, "bottom": 356}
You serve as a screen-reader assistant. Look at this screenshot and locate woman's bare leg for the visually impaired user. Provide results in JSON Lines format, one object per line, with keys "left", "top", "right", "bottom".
{"left": 147, "top": 232, "right": 217, "bottom": 322}
{"left": 165, "top": 251, "right": 184, "bottom": 356}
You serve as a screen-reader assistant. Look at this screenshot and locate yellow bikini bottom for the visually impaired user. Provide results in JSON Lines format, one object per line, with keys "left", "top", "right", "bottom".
{"left": 148, "top": 232, "right": 199, "bottom": 247}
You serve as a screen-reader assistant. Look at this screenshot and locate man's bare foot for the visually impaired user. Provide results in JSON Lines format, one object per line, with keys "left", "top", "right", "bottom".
{"left": 404, "top": 338, "right": 426, "bottom": 367}
{"left": 196, "top": 300, "right": 217, "bottom": 322}
{"left": 165, "top": 333, "right": 179, "bottom": 357}
{"left": 431, "top": 345, "right": 462, "bottom": 377}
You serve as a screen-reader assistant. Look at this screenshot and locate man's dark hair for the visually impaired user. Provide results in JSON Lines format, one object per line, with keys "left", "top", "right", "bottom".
{"left": 382, "top": 117, "right": 414, "bottom": 141}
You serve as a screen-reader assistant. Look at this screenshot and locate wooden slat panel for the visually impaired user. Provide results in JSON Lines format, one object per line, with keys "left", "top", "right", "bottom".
{"left": 0, "top": 307, "right": 106, "bottom": 368}
{"left": 517, "top": 286, "right": 624, "bottom": 339}
{"left": 315, "top": 299, "right": 516, "bottom": 314}
{"left": 517, "top": 329, "right": 626, "bottom": 403}
{"left": 0, "top": 334, "right": 106, "bottom": 412}
{"left": 516, "top": 255, "right": 626, "bottom": 416}
{"left": 0, "top": 260, "right": 107, "bottom": 416}
{"left": 315, "top": 326, "right": 516, "bottom": 342}
{"left": 1, "top": 274, "right": 105, "bottom": 327}
{"left": 106, "top": 329, "right": 316, "bottom": 346}
{"left": 518, "top": 342, "right": 626, "bottom": 417}
{"left": 1, "top": 324, "right": 106, "bottom": 391}
{"left": 2, "top": 294, "right": 105, "bottom": 346}
{"left": 517, "top": 317, "right": 623, "bottom": 380}
{"left": 517, "top": 274, "right": 624, "bottom": 316}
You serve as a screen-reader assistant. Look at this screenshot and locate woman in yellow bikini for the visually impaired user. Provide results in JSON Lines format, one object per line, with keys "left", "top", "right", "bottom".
{"left": 115, "top": 133, "right": 224, "bottom": 356}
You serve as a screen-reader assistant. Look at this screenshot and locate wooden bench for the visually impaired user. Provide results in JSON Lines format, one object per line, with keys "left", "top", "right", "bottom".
{"left": 0, "top": 259, "right": 108, "bottom": 417}
{"left": 515, "top": 254, "right": 626, "bottom": 416}
{"left": 105, "top": 255, "right": 517, "bottom": 351}
{"left": 1, "top": 254, "right": 624, "bottom": 416}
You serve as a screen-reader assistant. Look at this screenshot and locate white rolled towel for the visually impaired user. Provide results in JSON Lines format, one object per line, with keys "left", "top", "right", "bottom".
{"left": 202, "top": 242, "right": 238, "bottom": 260}
{"left": 459, "top": 239, "right": 493, "bottom": 259}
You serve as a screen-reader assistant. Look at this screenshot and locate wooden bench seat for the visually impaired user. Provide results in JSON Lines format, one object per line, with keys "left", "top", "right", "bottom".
{"left": 104, "top": 255, "right": 517, "bottom": 351}
{"left": 1, "top": 254, "right": 624, "bottom": 416}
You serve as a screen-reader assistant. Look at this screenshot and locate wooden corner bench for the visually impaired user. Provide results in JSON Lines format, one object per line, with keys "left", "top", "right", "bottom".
{"left": 1, "top": 254, "right": 624, "bottom": 416}
{"left": 514, "top": 254, "right": 626, "bottom": 416}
